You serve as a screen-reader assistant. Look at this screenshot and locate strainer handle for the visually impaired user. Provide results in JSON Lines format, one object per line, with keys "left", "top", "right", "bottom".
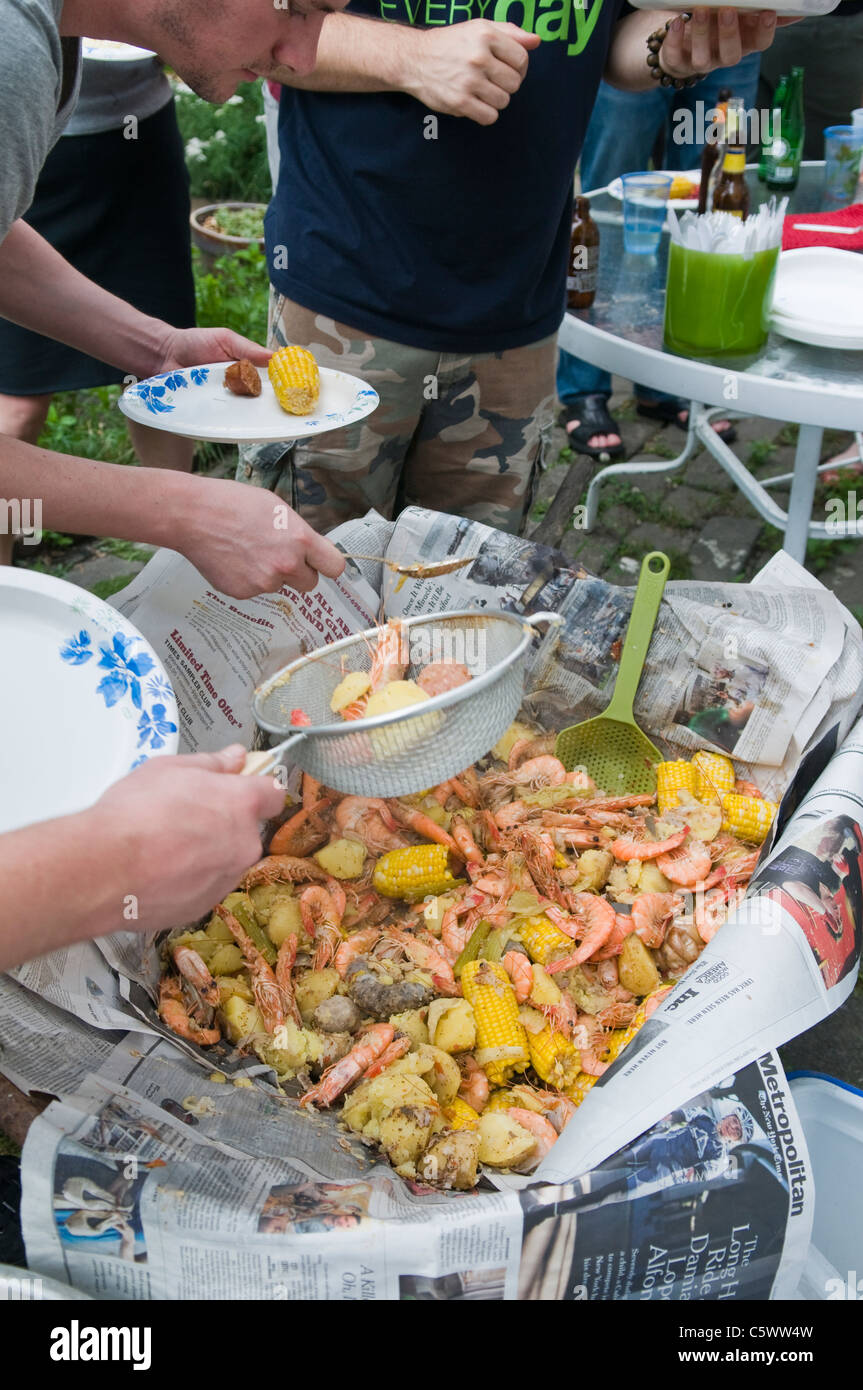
{"left": 605, "top": 551, "right": 670, "bottom": 724}
{"left": 240, "top": 732, "right": 307, "bottom": 777}
{"left": 526, "top": 611, "right": 564, "bottom": 631}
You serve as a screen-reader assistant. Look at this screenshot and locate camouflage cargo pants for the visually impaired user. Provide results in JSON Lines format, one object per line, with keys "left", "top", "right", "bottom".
{"left": 237, "top": 295, "right": 556, "bottom": 536}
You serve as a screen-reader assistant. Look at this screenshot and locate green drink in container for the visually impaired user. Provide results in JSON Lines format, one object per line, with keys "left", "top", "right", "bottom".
{"left": 664, "top": 242, "right": 780, "bottom": 357}
{"left": 663, "top": 200, "right": 786, "bottom": 359}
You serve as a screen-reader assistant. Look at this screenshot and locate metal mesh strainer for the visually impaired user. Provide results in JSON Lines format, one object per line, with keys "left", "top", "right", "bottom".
{"left": 251, "top": 609, "right": 561, "bottom": 796}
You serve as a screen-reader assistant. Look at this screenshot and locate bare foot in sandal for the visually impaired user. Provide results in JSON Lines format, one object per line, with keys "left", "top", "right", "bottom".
{"left": 560, "top": 393, "right": 625, "bottom": 462}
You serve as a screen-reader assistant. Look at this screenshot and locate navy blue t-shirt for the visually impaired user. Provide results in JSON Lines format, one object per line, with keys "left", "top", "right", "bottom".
{"left": 268, "top": 0, "right": 631, "bottom": 353}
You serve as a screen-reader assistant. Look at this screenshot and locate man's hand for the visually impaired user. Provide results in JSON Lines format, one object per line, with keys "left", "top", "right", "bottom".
{"left": 178, "top": 476, "right": 345, "bottom": 597}
{"left": 155, "top": 325, "right": 272, "bottom": 373}
{"left": 659, "top": 7, "right": 790, "bottom": 82}
{"left": 92, "top": 748, "right": 286, "bottom": 934}
{"left": 404, "top": 20, "right": 540, "bottom": 125}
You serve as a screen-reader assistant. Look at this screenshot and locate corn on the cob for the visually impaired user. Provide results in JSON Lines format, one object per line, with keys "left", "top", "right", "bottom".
{"left": 526, "top": 1024, "right": 582, "bottom": 1090}
{"left": 267, "top": 344, "right": 320, "bottom": 415}
{"left": 517, "top": 914, "right": 574, "bottom": 966}
{"left": 372, "top": 844, "right": 459, "bottom": 901}
{"left": 721, "top": 793, "right": 777, "bottom": 843}
{"left": 441, "top": 1097, "right": 480, "bottom": 1131}
{"left": 692, "top": 750, "right": 735, "bottom": 804}
{"left": 656, "top": 759, "right": 698, "bottom": 814}
{"left": 566, "top": 1072, "right": 599, "bottom": 1107}
{"left": 461, "top": 960, "right": 530, "bottom": 1087}
{"left": 483, "top": 1089, "right": 517, "bottom": 1114}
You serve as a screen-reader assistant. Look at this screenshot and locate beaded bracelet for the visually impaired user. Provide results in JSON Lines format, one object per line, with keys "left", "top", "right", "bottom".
{"left": 646, "top": 14, "right": 704, "bottom": 91}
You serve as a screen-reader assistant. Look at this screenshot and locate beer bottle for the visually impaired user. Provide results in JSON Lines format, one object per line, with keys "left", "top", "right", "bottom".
{"left": 698, "top": 86, "right": 732, "bottom": 215}
{"left": 712, "top": 97, "right": 749, "bottom": 220}
{"left": 758, "top": 73, "right": 787, "bottom": 183}
{"left": 567, "top": 196, "right": 600, "bottom": 310}
{"left": 766, "top": 66, "right": 805, "bottom": 192}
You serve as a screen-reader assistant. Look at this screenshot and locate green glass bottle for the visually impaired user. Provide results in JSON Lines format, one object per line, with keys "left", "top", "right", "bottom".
{"left": 766, "top": 67, "right": 805, "bottom": 192}
{"left": 758, "top": 73, "right": 787, "bottom": 183}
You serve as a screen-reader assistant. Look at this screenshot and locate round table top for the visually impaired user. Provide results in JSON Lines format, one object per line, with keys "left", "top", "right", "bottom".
{"left": 560, "top": 163, "right": 863, "bottom": 430}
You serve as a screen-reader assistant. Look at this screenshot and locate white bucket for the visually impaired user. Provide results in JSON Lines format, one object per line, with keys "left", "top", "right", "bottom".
{"left": 789, "top": 1073, "right": 863, "bottom": 1300}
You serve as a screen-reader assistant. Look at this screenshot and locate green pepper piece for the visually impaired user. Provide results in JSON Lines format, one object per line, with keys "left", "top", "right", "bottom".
{"left": 222, "top": 891, "right": 277, "bottom": 965}
{"left": 453, "top": 919, "right": 492, "bottom": 978}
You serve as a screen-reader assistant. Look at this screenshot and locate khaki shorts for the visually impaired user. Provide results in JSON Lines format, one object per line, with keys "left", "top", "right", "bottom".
{"left": 238, "top": 295, "right": 556, "bottom": 536}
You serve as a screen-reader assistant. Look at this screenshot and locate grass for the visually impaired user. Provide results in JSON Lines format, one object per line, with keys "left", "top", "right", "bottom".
{"left": 747, "top": 437, "right": 778, "bottom": 470}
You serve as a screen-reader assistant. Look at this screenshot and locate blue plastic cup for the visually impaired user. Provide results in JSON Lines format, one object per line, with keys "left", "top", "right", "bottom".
{"left": 822, "top": 125, "right": 863, "bottom": 206}
{"left": 621, "top": 172, "right": 673, "bottom": 255}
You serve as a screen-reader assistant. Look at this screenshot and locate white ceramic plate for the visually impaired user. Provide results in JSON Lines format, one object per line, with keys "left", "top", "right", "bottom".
{"left": 0, "top": 569, "right": 178, "bottom": 834}
{"left": 607, "top": 172, "right": 701, "bottom": 211}
{"left": 118, "top": 363, "right": 380, "bottom": 444}
{"left": 769, "top": 247, "right": 863, "bottom": 349}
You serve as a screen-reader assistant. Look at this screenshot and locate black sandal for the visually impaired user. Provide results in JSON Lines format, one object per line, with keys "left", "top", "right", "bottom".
{"left": 559, "top": 394, "right": 626, "bottom": 462}
{"left": 636, "top": 396, "right": 737, "bottom": 445}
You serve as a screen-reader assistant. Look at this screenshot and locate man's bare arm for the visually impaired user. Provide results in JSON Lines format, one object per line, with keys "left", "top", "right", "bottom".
{"left": 605, "top": 7, "right": 780, "bottom": 92}
{"left": 273, "top": 14, "right": 540, "bottom": 125}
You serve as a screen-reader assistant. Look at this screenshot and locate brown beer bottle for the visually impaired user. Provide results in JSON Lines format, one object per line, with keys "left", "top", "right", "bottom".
{"left": 697, "top": 86, "right": 731, "bottom": 215}
{"left": 567, "top": 196, "right": 600, "bottom": 310}
{"left": 712, "top": 97, "right": 749, "bottom": 221}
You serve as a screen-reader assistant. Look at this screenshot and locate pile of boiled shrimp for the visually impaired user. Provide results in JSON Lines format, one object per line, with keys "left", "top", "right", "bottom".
{"left": 158, "top": 648, "right": 762, "bottom": 1188}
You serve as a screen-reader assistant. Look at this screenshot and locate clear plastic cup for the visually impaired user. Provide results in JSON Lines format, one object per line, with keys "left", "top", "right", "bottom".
{"left": 822, "top": 125, "right": 863, "bottom": 205}
{"left": 621, "top": 173, "right": 673, "bottom": 255}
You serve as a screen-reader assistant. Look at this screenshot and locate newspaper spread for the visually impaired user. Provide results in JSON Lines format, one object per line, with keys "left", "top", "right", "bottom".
{"left": 3, "top": 506, "right": 862, "bottom": 1300}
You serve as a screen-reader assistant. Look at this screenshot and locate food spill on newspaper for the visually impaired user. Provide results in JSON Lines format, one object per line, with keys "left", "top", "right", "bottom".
{"left": 157, "top": 707, "right": 775, "bottom": 1190}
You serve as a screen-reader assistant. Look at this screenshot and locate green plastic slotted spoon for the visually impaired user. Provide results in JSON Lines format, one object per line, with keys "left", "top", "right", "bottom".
{"left": 555, "top": 551, "right": 670, "bottom": 794}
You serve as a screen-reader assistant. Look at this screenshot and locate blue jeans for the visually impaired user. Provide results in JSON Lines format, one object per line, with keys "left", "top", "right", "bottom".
{"left": 558, "top": 54, "right": 761, "bottom": 408}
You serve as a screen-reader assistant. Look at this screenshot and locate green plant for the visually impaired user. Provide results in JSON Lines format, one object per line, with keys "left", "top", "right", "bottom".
{"left": 747, "top": 437, "right": 778, "bottom": 469}
{"left": 90, "top": 574, "right": 138, "bottom": 600}
{"left": 174, "top": 80, "right": 271, "bottom": 204}
{"left": 194, "top": 244, "right": 269, "bottom": 344}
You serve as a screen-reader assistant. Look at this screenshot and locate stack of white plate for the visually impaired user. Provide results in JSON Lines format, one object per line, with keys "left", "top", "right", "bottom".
{"left": 770, "top": 247, "right": 863, "bottom": 349}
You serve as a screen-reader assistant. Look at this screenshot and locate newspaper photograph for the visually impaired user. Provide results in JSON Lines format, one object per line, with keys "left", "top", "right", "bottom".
{"left": 2, "top": 506, "right": 861, "bottom": 1300}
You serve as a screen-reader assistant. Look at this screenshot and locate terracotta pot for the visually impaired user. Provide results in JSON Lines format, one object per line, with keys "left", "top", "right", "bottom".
{"left": 189, "top": 202, "right": 266, "bottom": 270}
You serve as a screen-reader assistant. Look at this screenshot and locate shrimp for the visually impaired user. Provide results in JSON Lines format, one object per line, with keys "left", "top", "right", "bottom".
{"left": 275, "top": 935, "right": 302, "bottom": 1026}
{"left": 514, "top": 755, "right": 569, "bottom": 786}
{"left": 511, "top": 828, "right": 569, "bottom": 906}
{"left": 381, "top": 927, "right": 461, "bottom": 996}
{"left": 643, "top": 985, "right": 673, "bottom": 1019}
{"left": 503, "top": 949, "right": 533, "bottom": 1003}
{"left": 417, "top": 661, "right": 471, "bottom": 696}
{"left": 300, "top": 885, "right": 345, "bottom": 969}
{"left": 440, "top": 906, "right": 479, "bottom": 965}
{"left": 387, "top": 799, "right": 460, "bottom": 854}
{"left": 507, "top": 1108, "right": 558, "bottom": 1168}
{"left": 268, "top": 796, "right": 332, "bottom": 857}
{"left": 508, "top": 735, "right": 555, "bottom": 770}
{"left": 539, "top": 989, "right": 579, "bottom": 1039}
{"left": 546, "top": 894, "right": 617, "bottom": 969}
{"left": 695, "top": 884, "right": 745, "bottom": 944}
{"left": 362, "top": 1034, "right": 411, "bottom": 1080}
{"left": 610, "top": 826, "right": 689, "bottom": 861}
{"left": 302, "top": 772, "right": 322, "bottom": 809}
{"left": 595, "top": 999, "right": 638, "bottom": 1028}
{"left": 158, "top": 976, "right": 220, "bottom": 1046}
{"left": 450, "top": 814, "right": 484, "bottom": 864}
{"left": 172, "top": 945, "right": 219, "bottom": 1007}
{"left": 591, "top": 914, "right": 637, "bottom": 960}
{"left": 656, "top": 838, "right": 712, "bottom": 887}
{"left": 458, "top": 1055, "right": 490, "bottom": 1112}
{"left": 630, "top": 891, "right": 683, "bottom": 948}
{"left": 241, "top": 855, "right": 328, "bottom": 891}
{"left": 215, "top": 904, "right": 287, "bottom": 1033}
{"left": 369, "top": 619, "right": 405, "bottom": 689}
{"left": 734, "top": 779, "right": 763, "bottom": 799}
{"left": 299, "top": 1023, "right": 395, "bottom": 1108}
{"left": 334, "top": 925, "right": 384, "bottom": 978}
{"left": 494, "top": 800, "right": 537, "bottom": 831}
{"left": 334, "top": 795, "right": 407, "bottom": 855}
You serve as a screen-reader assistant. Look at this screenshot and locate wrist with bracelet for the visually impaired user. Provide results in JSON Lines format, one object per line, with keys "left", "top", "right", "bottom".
{"left": 646, "top": 13, "right": 704, "bottom": 90}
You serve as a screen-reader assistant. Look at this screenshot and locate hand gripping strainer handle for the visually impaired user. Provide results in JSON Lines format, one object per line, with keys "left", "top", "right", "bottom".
{"left": 241, "top": 609, "right": 563, "bottom": 783}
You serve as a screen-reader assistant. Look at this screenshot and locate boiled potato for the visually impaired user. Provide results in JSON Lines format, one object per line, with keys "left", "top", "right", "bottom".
{"left": 379, "top": 1105, "right": 438, "bottom": 1168}
{"left": 427, "top": 999, "right": 476, "bottom": 1054}
{"left": 207, "top": 943, "right": 245, "bottom": 977}
{"left": 492, "top": 721, "right": 535, "bottom": 763}
{"left": 294, "top": 968, "right": 339, "bottom": 1022}
{"left": 364, "top": 680, "right": 430, "bottom": 718}
{"left": 343, "top": 1068, "right": 438, "bottom": 1138}
{"left": 638, "top": 860, "right": 673, "bottom": 894}
{"left": 422, "top": 891, "right": 457, "bottom": 935}
{"left": 618, "top": 932, "right": 661, "bottom": 997}
{"left": 388, "top": 1009, "right": 429, "bottom": 1050}
{"left": 217, "top": 975, "right": 254, "bottom": 1004}
{"left": 418, "top": 1130, "right": 479, "bottom": 1190}
{"left": 247, "top": 882, "right": 292, "bottom": 926}
{"left": 570, "top": 849, "right": 613, "bottom": 894}
{"left": 477, "top": 1112, "right": 536, "bottom": 1168}
{"left": 314, "top": 837, "right": 367, "bottom": 880}
{"left": 416, "top": 1044, "right": 461, "bottom": 1104}
{"left": 268, "top": 896, "right": 304, "bottom": 947}
{"left": 257, "top": 1019, "right": 324, "bottom": 1079}
{"left": 528, "top": 964, "right": 561, "bottom": 1010}
{"left": 330, "top": 670, "right": 371, "bottom": 714}
{"left": 171, "top": 930, "right": 216, "bottom": 965}
{"left": 205, "top": 913, "right": 235, "bottom": 943}
{"left": 221, "top": 994, "right": 265, "bottom": 1043}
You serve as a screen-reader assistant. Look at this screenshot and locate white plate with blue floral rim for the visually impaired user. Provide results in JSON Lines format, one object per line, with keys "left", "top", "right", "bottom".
{"left": 0, "top": 568, "right": 179, "bottom": 834}
{"left": 118, "top": 363, "right": 380, "bottom": 444}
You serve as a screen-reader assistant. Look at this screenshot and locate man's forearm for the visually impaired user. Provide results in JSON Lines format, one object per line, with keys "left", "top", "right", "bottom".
{"left": 0, "top": 221, "right": 170, "bottom": 379}
{"left": 604, "top": 10, "right": 676, "bottom": 91}
{"left": 273, "top": 13, "right": 421, "bottom": 93}
{"left": 0, "top": 434, "right": 199, "bottom": 551}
